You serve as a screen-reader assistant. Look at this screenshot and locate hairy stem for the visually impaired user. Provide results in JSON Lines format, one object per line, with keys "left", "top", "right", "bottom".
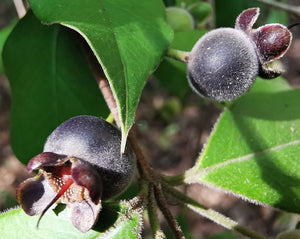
{"left": 162, "top": 182, "right": 269, "bottom": 239}
{"left": 148, "top": 185, "right": 166, "bottom": 239}
{"left": 166, "top": 48, "right": 191, "bottom": 63}
{"left": 255, "top": 0, "right": 300, "bottom": 17}
{"left": 129, "top": 131, "right": 184, "bottom": 238}
{"left": 154, "top": 184, "right": 184, "bottom": 239}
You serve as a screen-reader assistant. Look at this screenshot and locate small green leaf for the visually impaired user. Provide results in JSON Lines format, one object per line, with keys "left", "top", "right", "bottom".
{"left": 3, "top": 11, "right": 108, "bottom": 164}
{"left": 28, "top": 0, "right": 173, "bottom": 151}
{"left": 0, "top": 202, "right": 142, "bottom": 239}
{"left": 185, "top": 77, "right": 300, "bottom": 213}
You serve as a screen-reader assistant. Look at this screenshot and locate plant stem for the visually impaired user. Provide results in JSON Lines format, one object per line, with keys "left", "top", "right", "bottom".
{"left": 166, "top": 48, "right": 191, "bottom": 63}
{"left": 154, "top": 183, "right": 184, "bottom": 239}
{"left": 162, "top": 173, "right": 186, "bottom": 186}
{"left": 162, "top": 182, "right": 270, "bottom": 239}
{"left": 79, "top": 38, "right": 121, "bottom": 128}
{"left": 128, "top": 130, "right": 185, "bottom": 239}
{"left": 148, "top": 185, "right": 166, "bottom": 239}
{"left": 255, "top": 0, "right": 300, "bottom": 17}
{"left": 13, "top": 0, "right": 27, "bottom": 18}
{"left": 88, "top": 36, "right": 183, "bottom": 239}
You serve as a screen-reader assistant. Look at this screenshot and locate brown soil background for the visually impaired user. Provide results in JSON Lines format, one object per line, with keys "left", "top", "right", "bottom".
{"left": 1, "top": 1, "right": 300, "bottom": 238}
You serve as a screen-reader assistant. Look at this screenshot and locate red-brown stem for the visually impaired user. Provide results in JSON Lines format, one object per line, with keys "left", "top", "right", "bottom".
{"left": 98, "top": 78, "right": 121, "bottom": 128}
{"left": 78, "top": 36, "right": 121, "bottom": 128}
{"left": 154, "top": 184, "right": 184, "bottom": 239}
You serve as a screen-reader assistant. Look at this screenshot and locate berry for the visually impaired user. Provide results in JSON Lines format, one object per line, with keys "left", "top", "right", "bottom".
{"left": 187, "top": 8, "right": 292, "bottom": 101}
{"left": 188, "top": 28, "right": 258, "bottom": 101}
{"left": 16, "top": 115, "right": 136, "bottom": 232}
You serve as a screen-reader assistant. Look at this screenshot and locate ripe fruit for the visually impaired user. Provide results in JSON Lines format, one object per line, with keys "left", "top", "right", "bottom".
{"left": 187, "top": 8, "right": 292, "bottom": 101}
{"left": 16, "top": 115, "right": 136, "bottom": 232}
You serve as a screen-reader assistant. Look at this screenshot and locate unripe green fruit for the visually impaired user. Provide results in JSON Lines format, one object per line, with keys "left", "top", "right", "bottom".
{"left": 166, "top": 7, "right": 195, "bottom": 32}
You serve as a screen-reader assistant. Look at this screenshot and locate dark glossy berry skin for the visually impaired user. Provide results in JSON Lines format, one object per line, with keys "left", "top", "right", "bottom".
{"left": 187, "top": 28, "right": 258, "bottom": 101}
{"left": 187, "top": 8, "right": 292, "bottom": 102}
{"left": 43, "top": 115, "right": 136, "bottom": 199}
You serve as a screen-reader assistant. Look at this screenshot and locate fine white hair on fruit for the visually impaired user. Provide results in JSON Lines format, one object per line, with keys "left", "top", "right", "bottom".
{"left": 43, "top": 115, "right": 136, "bottom": 199}
{"left": 187, "top": 28, "right": 259, "bottom": 102}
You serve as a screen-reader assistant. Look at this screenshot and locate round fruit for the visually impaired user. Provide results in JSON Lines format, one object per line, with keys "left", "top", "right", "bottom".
{"left": 187, "top": 28, "right": 258, "bottom": 101}
{"left": 43, "top": 115, "right": 136, "bottom": 199}
{"left": 186, "top": 8, "right": 292, "bottom": 102}
{"left": 16, "top": 115, "right": 136, "bottom": 232}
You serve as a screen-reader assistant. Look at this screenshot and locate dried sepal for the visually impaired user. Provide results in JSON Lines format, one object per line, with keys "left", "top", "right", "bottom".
{"left": 16, "top": 153, "right": 103, "bottom": 232}
{"left": 70, "top": 200, "right": 102, "bottom": 233}
{"left": 251, "top": 24, "right": 292, "bottom": 64}
{"left": 235, "top": 8, "right": 293, "bottom": 79}
{"left": 16, "top": 174, "right": 57, "bottom": 216}
{"left": 235, "top": 8, "right": 259, "bottom": 32}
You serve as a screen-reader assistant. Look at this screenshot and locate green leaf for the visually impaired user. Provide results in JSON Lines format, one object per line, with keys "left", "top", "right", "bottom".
{"left": 0, "top": 22, "right": 15, "bottom": 74}
{"left": 155, "top": 30, "right": 206, "bottom": 99}
{"left": 185, "top": 77, "right": 300, "bottom": 213}
{"left": 3, "top": 11, "right": 109, "bottom": 164}
{"left": 0, "top": 202, "right": 142, "bottom": 239}
{"left": 28, "top": 0, "right": 173, "bottom": 151}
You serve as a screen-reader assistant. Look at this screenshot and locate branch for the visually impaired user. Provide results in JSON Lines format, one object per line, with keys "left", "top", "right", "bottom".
{"left": 13, "top": 0, "right": 27, "bottom": 18}
{"left": 166, "top": 48, "right": 190, "bottom": 63}
{"left": 255, "top": 0, "right": 300, "bottom": 17}
{"left": 154, "top": 183, "right": 184, "bottom": 239}
{"left": 148, "top": 185, "right": 167, "bottom": 239}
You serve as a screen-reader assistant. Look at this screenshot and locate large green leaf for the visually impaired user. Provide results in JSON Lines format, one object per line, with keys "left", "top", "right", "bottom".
{"left": 185, "top": 77, "right": 300, "bottom": 213}
{"left": 0, "top": 203, "right": 142, "bottom": 239}
{"left": 3, "top": 11, "right": 109, "bottom": 164}
{"left": 28, "top": 0, "right": 173, "bottom": 151}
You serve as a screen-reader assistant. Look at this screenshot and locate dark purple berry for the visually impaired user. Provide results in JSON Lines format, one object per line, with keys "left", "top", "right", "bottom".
{"left": 188, "top": 28, "right": 258, "bottom": 101}
{"left": 187, "top": 8, "right": 292, "bottom": 101}
{"left": 16, "top": 115, "right": 136, "bottom": 232}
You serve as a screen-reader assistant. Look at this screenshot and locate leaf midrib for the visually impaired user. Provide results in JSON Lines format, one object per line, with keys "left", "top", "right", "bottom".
{"left": 187, "top": 139, "right": 300, "bottom": 181}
